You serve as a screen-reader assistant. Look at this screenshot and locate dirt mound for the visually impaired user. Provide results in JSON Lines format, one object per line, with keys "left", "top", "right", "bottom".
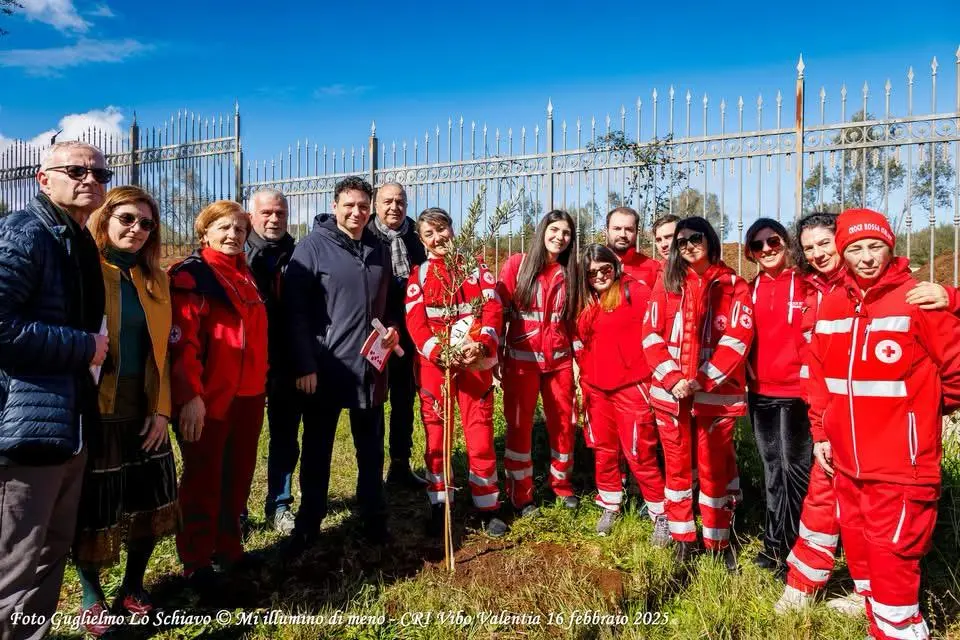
{"left": 436, "top": 540, "right": 625, "bottom": 604}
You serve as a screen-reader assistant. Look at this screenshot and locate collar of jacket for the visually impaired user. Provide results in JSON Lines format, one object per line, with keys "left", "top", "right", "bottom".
{"left": 30, "top": 193, "right": 79, "bottom": 243}
{"left": 843, "top": 256, "right": 913, "bottom": 303}
{"left": 246, "top": 228, "right": 295, "bottom": 255}
{"left": 169, "top": 251, "right": 230, "bottom": 302}
{"left": 685, "top": 260, "right": 734, "bottom": 286}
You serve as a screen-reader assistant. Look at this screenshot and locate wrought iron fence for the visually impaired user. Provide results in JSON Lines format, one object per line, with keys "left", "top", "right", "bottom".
{"left": 1, "top": 48, "right": 958, "bottom": 279}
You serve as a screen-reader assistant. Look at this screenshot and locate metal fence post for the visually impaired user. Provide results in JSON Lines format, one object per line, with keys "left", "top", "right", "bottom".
{"left": 129, "top": 113, "right": 140, "bottom": 187}
{"left": 369, "top": 121, "right": 379, "bottom": 187}
{"left": 546, "top": 99, "right": 554, "bottom": 211}
{"left": 795, "top": 55, "right": 805, "bottom": 220}
{"left": 234, "top": 101, "right": 243, "bottom": 204}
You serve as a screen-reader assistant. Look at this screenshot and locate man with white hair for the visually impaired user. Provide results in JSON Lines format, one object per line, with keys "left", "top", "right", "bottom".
{"left": 0, "top": 141, "right": 110, "bottom": 639}
{"left": 245, "top": 188, "right": 302, "bottom": 534}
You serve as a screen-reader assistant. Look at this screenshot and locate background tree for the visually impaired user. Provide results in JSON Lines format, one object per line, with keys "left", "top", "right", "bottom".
{"left": 1, "top": 0, "right": 22, "bottom": 36}
{"left": 666, "top": 187, "right": 729, "bottom": 239}
{"left": 0, "top": 200, "right": 8, "bottom": 215}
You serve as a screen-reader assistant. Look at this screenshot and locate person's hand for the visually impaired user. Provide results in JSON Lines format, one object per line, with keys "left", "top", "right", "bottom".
{"left": 296, "top": 373, "right": 318, "bottom": 395}
{"left": 687, "top": 378, "right": 702, "bottom": 393}
{"left": 458, "top": 342, "right": 482, "bottom": 366}
{"left": 813, "top": 441, "right": 834, "bottom": 476}
{"left": 380, "top": 327, "right": 400, "bottom": 352}
{"left": 671, "top": 379, "right": 691, "bottom": 399}
{"left": 90, "top": 334, "right": 109, "bottom": 366}
{"left": 141, "top": 414, "right": 170, "bottom": 452}
{"left": 179, "top": 396, "right": 205, "bottom": 443}
{"left": 905, "top": 281, "right": 950, "bottom": 310}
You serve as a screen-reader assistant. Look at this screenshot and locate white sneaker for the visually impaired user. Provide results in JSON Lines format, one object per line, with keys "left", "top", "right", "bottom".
{"left": 825, "top": 592, "right": 866, "bottom": 616}
{"left": 774, "top": 585, "right": 814, "bottom": 614}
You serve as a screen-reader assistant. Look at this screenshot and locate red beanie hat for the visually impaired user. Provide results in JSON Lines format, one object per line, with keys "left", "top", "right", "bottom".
{"left": 834, "top": 208, "right": 895, "bottom": 254}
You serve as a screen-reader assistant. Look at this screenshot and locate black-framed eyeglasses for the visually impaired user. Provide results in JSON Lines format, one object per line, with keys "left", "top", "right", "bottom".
{"left": 676, "top": 232, "right": 705, "bottom": 250}
{"left": 748, "top": 235, "right": 783, "bottom": 253}
{"left": 45, "top": 165, "right": 113, "bottom": 184}
{"left": 111, "top": 212, "right": 156, "bottom": 232}
{"left": 587, "top": 264, "right": 614, "bottom": 280}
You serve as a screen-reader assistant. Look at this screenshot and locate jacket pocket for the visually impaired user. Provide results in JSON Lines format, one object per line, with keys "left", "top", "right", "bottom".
{"left": 891, "top": 484, "right": 940, "bottom": 558}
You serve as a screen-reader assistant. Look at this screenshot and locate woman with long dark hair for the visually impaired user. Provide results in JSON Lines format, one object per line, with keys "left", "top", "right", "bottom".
{"left": 496, "top": 210, "right": 581, "bottom": 515}
{"left": 576, "top": 244, "right": 669, "bottom": 540}
{"left": 743, "top": 218, "right": 811, "bottom": 575}
{"left": 642, "top": 216, "right": 753, "bottom": 571}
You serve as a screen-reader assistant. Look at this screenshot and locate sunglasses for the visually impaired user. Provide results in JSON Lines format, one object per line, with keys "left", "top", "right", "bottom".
{"left": 748, "top": 235, "right": 783, "bottom": 253}
{"left": 587, "top": 264, "right": 614, "bottom": 280}
{"left": 676, "top": 232, "right": 705, "bottom": 250}
{"left": 46, "top": 165, "right": 114, "bottom": 184}
{"left": 112, "top": 213, "right": 157, "bottom": 232}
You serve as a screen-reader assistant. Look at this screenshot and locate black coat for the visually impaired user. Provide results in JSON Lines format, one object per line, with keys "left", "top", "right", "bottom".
{"left": 284, "top": 214, "right": 399, "bottom": 409}
{"left": 366, "top": 216, "right": 426, "bottom": 355}
{"left": 0, "top": 195, "right": 105, "bottom": 465}
{"left": 246, "top": 230, "right": 296, "bottom": 374}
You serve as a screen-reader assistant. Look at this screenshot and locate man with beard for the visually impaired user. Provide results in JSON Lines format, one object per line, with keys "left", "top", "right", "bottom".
{"left": 605, "top": 207, "right": 660, "bottom": 286}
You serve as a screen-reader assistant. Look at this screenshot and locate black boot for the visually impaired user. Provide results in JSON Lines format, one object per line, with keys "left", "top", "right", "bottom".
{"left": 674, "top": 540, "right": 699, "bottom": 566}
{"left": 386, "top": 459, "right": 427, "bottom": 489}
{"left": 426, "top": 504, "right": 445, "bottom": 538}
{"left": 712, "top": 546, "right": 738, "bottom": 574}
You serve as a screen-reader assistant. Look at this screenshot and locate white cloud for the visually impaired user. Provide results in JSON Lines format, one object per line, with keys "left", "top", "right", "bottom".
{"left": 89, "top": 3, "right": 115, "bottom": 18}
{"left": 0, "top": 38, "right": 149, "bottom": 76}
{"left": 18, "top": 0, "right": 91, "bottom": 33}
{"left": 0, "top": 107, "right": 125, "bottom": 166}
{"left": 313, "top": 84, "right": 371, "bottom": 98}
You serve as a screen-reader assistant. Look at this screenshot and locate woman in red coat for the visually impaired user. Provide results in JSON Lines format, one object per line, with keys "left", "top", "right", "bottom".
{"left": 496, "top": 210, "right": 580, "bottom": 515}
{"left": 743, "top": 218, "right": 811, "bottom": 574}
{"left": 168, "top": 201, "right": 268, "bottom": 599}
{"left": 641, "top": 216, "right": 753, "bottom": 571}
{"left": 577, "top": 244, "right": 669, "bottom": 541}
{"left": 404, "top": 208, "right": 507, "bottom": 537}
{"left": 804, "top": 208, "right": 960, "bottom": 640}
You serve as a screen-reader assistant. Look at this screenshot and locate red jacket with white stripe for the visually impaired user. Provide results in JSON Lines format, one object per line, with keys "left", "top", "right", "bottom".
{"left": 576, "top": 275, "right": 653, "bottom": 392}
{"left": 405, "top": 257, "right": 502, "bottom": 368}
{"left": 747, "top": 267, "right": 806, "bottom": 398}
{"left": 642, "top": 262, "right": 754, "bottom": 417}
{"left": 807, "top": 257, "right": 960, "bottom": 485}
{"left": 619, "top": 248, "right": 661, "bottom": 288}
{"left": 496, "top": 253, "right": 580, "bottom": 372}
{"left": 798, "top": 267, "right": 845, "bottom": 412}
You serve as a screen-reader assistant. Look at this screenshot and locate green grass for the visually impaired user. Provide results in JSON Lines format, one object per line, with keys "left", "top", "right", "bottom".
{"left": 50, "top": 397, "right": 960, "bottom": 639}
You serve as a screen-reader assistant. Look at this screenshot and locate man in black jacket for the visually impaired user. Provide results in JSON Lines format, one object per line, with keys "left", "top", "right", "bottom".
{"left": 0, "top": 141, "right": 109, "bottom": 640}
{"left": 367, "top": 182, "right": 427, "bottom": 487}
{"left": 246, "top": 188, "right": 301, "bottom": 534}
{"left": 285, "top": 177, "right": 400, "bottom": 548}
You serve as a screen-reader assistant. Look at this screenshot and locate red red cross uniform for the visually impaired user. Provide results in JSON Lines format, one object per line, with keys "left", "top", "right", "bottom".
{"left": 577, "top": 275, "right": 665, "bottom": 516}
{"left": 405, "top": 257, "right": 503, "bottom": 511}
{"left": 807, "top": 256, "right": 960, "bottom": 640}
{"left": 496, "top": 253, "right": 581, "bottom": 508}
{"left": 785, "top": 267, "right": 846, "bottom": 594}
{"left": 642, "top": 262, "right": 753, "bottom": 550}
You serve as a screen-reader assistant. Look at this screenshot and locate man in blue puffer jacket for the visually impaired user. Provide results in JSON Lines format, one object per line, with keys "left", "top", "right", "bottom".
{"left": 0, "top": 141, "right": 109, "bottom": 640}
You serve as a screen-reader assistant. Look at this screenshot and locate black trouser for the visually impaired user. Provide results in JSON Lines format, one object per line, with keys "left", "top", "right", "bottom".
{"left": 748, "top": 392, "right": 813, "bottom": 562}
{"left": 387, "top": 350, "right": 417, "bottom": 462}
{"left": 264, "top": 374, "right": 305, "bottom": 518}
{"left": 295, "top": 398, "right": 386, "bottom": 535}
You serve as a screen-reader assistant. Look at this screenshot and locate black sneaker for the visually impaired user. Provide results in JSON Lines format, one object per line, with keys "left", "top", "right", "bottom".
{"left": 479, "top": 514, "right": 508, "bottom": 538}
{"left": 674, "top": 540, "right": 700, "bottom": 566}
{"left": 712, "top": 546, "right": 739, "bottom": 574}
{"left": 753, "top": 551, "right": 779, "bottom": 571}
{"left": 426, "top": 504, "right": 445, "bottom": 538}
{"left": 285, "top": 529, "right": 319, "bottom": 559}
{"left": 559, "top": 495, "right": 579, "bottom": 510}
{"left": 386, "top": 460, "right": 427, "bottom": 488}
{"left": 186, "top": 566, "right": 220, "bottom": 602}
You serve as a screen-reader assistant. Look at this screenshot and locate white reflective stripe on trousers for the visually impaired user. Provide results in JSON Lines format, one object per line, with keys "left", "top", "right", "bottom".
{"left": 664, "top": 487, "right": 693, "bottom": 502}
{"left": 701, "top": 526, "right": 730, "bottom": 541}
{"left": 786, "top": 550, "right": 831, "bottom": 583}
{"left": 468, "top": 471, "right": 498, "bottom": 487}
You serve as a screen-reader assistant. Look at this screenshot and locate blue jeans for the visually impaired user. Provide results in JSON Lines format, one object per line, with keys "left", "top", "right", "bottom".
{"left": 264, "top": 376, "right": 304, "bottom": 518}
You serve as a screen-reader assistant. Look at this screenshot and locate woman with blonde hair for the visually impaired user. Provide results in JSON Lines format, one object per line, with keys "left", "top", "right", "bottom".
{"left": 73, "top": 186, "right": 178, "bottom": 635}
{"left": 168, "top": 200, "right": 268, "bottom": 598}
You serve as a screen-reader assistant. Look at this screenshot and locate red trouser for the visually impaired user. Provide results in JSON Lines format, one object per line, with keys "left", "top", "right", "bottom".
{"left": 583, "top": 382, "right": 664, "bottom": 516}
{"left": 418, "top": 361, "right": 500, "bottom": 511}
{"left": 502, "top": 365, "right": 576, "bottom": 508}
{"left": 654, "top": 408, "right": 737, "bottom": 550}
{"left": 786, "top": 461, "right": 840, "bottom": 593}
{"left": 176, "top": 394, "right": 265, "bottom": 573}
{"left": 835, "top": 472, "right": 938, "bottom": 640}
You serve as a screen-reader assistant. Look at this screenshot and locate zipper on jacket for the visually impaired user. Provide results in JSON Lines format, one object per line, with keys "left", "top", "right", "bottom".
{"left": 632, "top": 420, "right": 638, "bottom": 457}
{"left": 860, "top": 324, "right": 871, "bottom": 361}
{"left": 907, "top": 410, "right": 918, "bottom": 469}
{"left": 847, "top": 315, "right": 862, "bottom": 477}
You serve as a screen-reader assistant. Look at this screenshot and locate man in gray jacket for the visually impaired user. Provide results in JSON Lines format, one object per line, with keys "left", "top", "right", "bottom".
{"left": 0, "top": 141, "right": 109, "bottom": 640}
{"left": 285, "top": 176, "right": 400, "bottom": 550}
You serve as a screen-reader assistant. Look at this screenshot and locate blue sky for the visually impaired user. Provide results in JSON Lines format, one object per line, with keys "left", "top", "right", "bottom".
{"left": 1, "top": 0, "right": 958, "bottom": 172}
